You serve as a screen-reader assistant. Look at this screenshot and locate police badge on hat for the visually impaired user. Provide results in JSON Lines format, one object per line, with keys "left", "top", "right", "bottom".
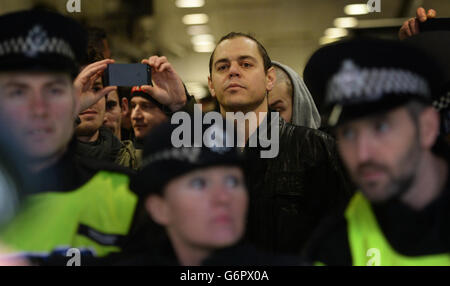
{"left": 304, "top": 38, "right": 445, "bottom": 126}
{"left": 0, "top": 9, "right": 87, "bottom": 77}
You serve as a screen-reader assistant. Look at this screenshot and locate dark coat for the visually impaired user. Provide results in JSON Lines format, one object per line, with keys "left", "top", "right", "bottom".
{"left": 75, "top": 126, "right": 138, "bottom": 169}
{"left": 98, "top": 236, "right": 302, "bottom": 266}
{"left": 243, "top": 114, "right": 353, "bottom": 255}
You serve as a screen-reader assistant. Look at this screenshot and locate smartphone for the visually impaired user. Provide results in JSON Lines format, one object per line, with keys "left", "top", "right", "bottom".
{"left": 418, "top": 18, "right": 450, "bottom": 32}
{"left": 102, "top": 63, "right": 152, "bottom": 87}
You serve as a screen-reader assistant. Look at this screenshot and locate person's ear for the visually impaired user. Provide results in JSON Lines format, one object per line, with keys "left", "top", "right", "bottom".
{"left": 121, "top": 97, "right": 129, "bottom": 116}
{"left": 144, "top": 195, "right": 170, "bottom": 226}
{"left": 419, "top": 107, "right": 440, "bottom": 149}
{"left": 207, "top": 75, "right": 216, "bottom": 98}
{"left": 266, "top": 66, "right": 276, "bottom": 92}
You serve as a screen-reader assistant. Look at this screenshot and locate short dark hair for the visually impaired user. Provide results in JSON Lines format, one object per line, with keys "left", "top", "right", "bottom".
{"left": 79, "top": 28, "right": 106, "bottom": 66}
{"left": 87, "top": 27, "right": 107, "bottom": 52}
{"left": 209, "top": 32, "right": 272, "bottom": 75}
{"left": 80, "top": 45, "right": 104, "bottom": 67}
{"left": 117, "top": 87, "right": 132, "bottom": 108}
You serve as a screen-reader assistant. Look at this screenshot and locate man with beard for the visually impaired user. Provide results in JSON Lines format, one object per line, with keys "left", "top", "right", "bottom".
{"left": 302, "top": 38, "right": 450, "bottom": 265}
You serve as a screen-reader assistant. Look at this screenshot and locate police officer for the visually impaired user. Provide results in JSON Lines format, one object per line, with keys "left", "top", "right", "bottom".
{"left": 0, "top": 9, "right": 138, "bottom": 258}
{"left": 302, "top": 38, "right": 450, "bottom": 266}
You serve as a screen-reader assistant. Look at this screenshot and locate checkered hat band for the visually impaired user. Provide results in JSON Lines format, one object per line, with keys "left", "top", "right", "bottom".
{"left": 432, "top": 92, "right": 450, "bottom": 111}
{"left": 0, "top": 25, "right": 75, "bottom": 60}
{"left": 326, "top": 60, "right": 430, "bottom": 105}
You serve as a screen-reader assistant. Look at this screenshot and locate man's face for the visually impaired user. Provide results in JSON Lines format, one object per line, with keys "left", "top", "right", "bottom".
{"left": 102, "top": 39, "right": 111, "bottom": 59}
{"left": 103, "top": 90, "right": 122, "bottom": 139}
{"left": 336, "top": 107, "right": 422, "bottom": 202}
{"left": 268, "top": 81, "right": 292, "bottom": 123}
{"left": 121, "top": 96, "right": 132, "bottom": 130}
{"left": 150, "top": 166, "right": 248, "bottom": 250}
{"left": 75, "top": 77, "right": 106, "bottom": 138}
{"left": 208, "top": 37, "right": 275, "bottom": 113}
{"left": 130, "top": 96, "right": 167, "bottom": 139}
{"left": 0, "top": 72, "right": 76, "bottom": 160}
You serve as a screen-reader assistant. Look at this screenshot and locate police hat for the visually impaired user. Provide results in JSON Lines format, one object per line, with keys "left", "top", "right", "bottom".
{"left": 129, "top": 117, "right": 245, "bottom": 198}
{"left": 0, "top": 9, "right": 87, "bottom": 78}
{"left": 404, "top": 31, "right": 450, "bottom": 111}
{"left": 303, "top": 38, "right": 445, "bottom": 126}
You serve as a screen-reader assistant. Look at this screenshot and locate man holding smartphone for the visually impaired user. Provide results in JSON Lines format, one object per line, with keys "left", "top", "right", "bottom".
{"left": 74, "top": 48, "right": 140, "bottom": 169}
{"left": 102, "top": 56, "right": 189, "bottom": 116}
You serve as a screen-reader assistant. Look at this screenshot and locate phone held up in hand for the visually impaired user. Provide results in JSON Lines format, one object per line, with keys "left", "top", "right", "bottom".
{"left": 102, "top": 63, "right": 152, "bottom": 87}
{"left": 418, "top": 18, "right": 450, "bottom": 32}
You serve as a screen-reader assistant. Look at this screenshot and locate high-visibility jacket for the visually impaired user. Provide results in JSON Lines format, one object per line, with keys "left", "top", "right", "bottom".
{"left": 346, "top": 192, "right": 450, "bottom": 266}
{"left": 0, "top": 170, "right": 137, "bottom": 257}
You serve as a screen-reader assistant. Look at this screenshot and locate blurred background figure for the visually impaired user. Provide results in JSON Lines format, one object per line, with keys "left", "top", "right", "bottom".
{"left": 268, "top": 61, "right": 321, "bottom": 129}
{"left": 117, "top": 87, "right": 134, "bottom": 140}
{"left": 104, "top": 90, "right": 124, "bottom": 140}
{"left": 87, "top": 26, "right": 111, "bottom": 59}
{"left": 129, "top": 86, "right": 169, "bottom": 150}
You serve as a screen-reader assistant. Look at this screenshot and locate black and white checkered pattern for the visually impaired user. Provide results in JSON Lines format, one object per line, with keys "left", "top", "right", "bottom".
{"left": 0, "top": 25, "right": 75, "bottom": 60}
{"left": 326, "top": 59, "right": 431, "bottom": 105}
{"left": 433, "top": 92, "right": 450, "bottom": 111}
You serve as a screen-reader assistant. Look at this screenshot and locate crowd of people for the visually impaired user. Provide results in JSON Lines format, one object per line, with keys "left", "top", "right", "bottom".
{"left": 0, "top": 6, "right": 449, "bottom": 266}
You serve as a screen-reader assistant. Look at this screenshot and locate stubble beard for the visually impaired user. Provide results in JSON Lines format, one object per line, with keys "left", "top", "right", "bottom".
{"left": 359, "top": 138, "right": 422, "bottom": 203}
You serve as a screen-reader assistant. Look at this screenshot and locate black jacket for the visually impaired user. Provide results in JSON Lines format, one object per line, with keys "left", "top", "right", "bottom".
{"left": 95, "top": 231, "right": 302, "bottom": 266}
{"left": 39, "top": 217, "right": 301, "bottom": 266}
{"left": 30, "top": 138, "right": 134, "bottom": 194}
{"left": 121, "top": 110, "right": 352, "bottom": 258}
{"left": 75, "top": 127, "right": 123, "bottom": 163}
{"left": 243, "top": 114, "right": 353, "bottom": 255}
